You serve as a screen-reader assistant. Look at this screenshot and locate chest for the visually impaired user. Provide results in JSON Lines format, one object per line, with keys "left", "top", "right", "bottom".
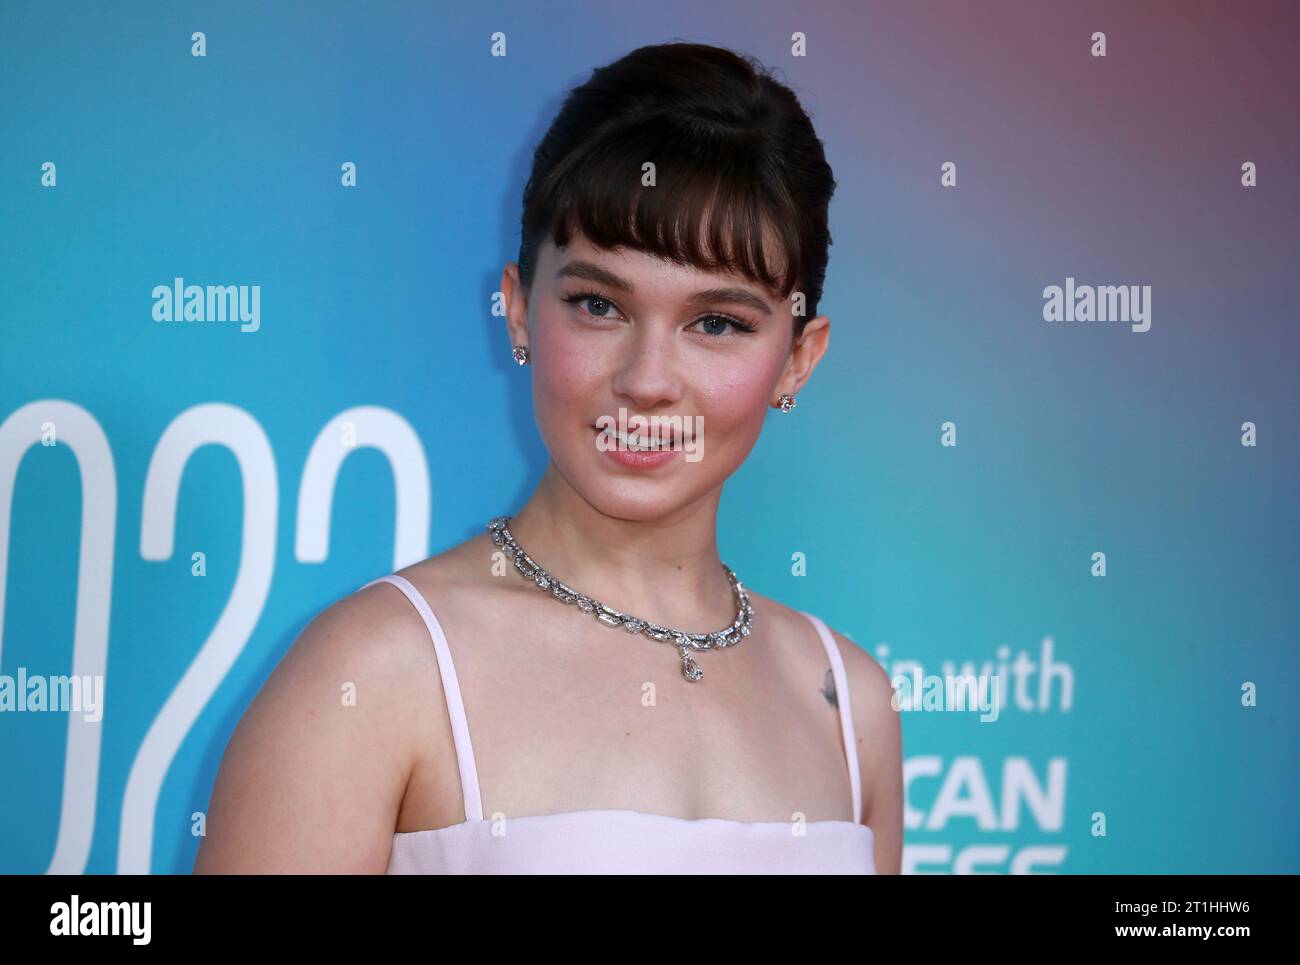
{"left": 395, "top": 590, "right": 854, "bottom": 830}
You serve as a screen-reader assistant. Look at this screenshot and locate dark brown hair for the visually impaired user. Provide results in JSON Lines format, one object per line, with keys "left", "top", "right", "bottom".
{"left": 516, "top": 41, "right": 837, "bottom": 338}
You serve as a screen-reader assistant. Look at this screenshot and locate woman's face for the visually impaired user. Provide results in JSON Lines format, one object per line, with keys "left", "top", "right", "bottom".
{"left": 504, "top": 229, "right": 828, "bottom": 521}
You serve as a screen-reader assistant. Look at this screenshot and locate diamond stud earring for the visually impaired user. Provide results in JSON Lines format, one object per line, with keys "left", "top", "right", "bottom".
{"left": 777, "top": 393, "right": 797, "bottom": 413}
{"left": 512, "top": 345, "right": 530, "bottom": 366}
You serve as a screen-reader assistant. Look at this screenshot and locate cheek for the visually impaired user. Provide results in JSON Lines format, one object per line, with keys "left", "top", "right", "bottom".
{"left": 693, "top": 353, "right": 784, "bottom": 443}
{"left": 529, "top": 311, "right": 606, "bottom": 434}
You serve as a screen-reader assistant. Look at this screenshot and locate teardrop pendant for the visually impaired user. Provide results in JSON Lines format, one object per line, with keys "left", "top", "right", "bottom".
{"left": 679, "top": 646, "right": 703, "bottom": 682}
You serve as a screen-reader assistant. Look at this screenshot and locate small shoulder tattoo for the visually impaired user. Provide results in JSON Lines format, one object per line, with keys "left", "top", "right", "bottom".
{"left": 820, "top": 667, "right": 838, "bottom": 708}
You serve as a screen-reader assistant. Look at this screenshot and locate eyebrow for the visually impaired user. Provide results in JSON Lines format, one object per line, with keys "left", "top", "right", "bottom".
{"left": 555, "top": 260, "right": 774, "bottom": 316}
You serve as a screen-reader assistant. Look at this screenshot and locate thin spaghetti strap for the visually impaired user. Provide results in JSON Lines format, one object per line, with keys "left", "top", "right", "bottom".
{"left": 799, "top": 611, "right": 863, "bottom": 825}
{"left": 362, "top": 573, "right": 485, "bottom": 822}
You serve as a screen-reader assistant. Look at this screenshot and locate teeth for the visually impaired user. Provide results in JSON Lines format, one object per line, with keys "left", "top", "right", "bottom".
{"left": 623, "top": 429, "right": 671, "bottom": 450}
{"left": 603, "top": 427, "right": 673, "bottom": 450}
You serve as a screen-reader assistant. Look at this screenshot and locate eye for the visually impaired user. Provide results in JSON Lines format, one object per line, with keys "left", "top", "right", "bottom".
{"left": 561, "top": 291, "right": 626, "bottom": 321}
{"left": 690, "top": 314, "right": 758, "bottom": 337}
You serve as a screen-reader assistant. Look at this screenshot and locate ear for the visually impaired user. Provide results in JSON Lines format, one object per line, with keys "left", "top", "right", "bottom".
{"left": 501, "top": 262, "right": 530, "bottom": 351}
{"left": 772, "top": 315, "right": 830, "bottom": 405}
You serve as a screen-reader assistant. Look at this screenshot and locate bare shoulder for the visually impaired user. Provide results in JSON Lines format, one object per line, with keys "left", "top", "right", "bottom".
{"left": 193, "top": 544, "right": 476, "bottom": 873}
{"left": 745, "top": 588, "right": 903, "bottom": 872}
{"left": 743, "top": 588, "right": 893, "bottom": 716}
{"left": 820, "top": 620, "right": 903, "bottom": 875}
{"left": 303, "top": 528, "right": 497, "bottom": 664}
{"left": 824, "top": 627, "right": 897, "bottom": 731}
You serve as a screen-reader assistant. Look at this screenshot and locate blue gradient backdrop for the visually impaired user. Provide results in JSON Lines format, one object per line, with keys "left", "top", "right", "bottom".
{"left": 1, "top": 0, "right": 1296, "bottom": 873}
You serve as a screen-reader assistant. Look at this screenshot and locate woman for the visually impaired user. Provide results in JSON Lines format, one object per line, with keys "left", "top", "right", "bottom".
{"left": 194, "top": 41, "right": 902, "bottom": 874}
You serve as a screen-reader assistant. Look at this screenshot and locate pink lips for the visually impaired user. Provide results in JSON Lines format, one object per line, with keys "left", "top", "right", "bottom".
{"left": 592, "top": 424, "right": 679, "bottom": 470}
{"left": 604, "top": 447, "right": 677, "bottom": 469}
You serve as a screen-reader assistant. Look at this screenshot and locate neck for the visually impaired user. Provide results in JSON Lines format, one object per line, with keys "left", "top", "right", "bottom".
{"left": 502, "top": 462, "right": 737, "bottom": 631}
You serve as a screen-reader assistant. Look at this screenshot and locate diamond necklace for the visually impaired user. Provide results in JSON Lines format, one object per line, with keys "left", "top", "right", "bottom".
{"left": 487, "top": 515, "right": 754, "bottom": 682}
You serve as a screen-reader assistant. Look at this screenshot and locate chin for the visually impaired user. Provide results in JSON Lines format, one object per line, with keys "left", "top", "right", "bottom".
{"left": 583, "top": 481, "right": 686, "bottom": 521}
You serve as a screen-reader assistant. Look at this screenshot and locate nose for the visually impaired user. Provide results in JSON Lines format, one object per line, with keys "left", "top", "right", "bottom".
{"left": 609, "top": 324, "right": 684, "bottom": 412}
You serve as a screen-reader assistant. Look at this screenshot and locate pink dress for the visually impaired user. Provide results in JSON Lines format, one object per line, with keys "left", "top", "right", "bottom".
{"left": 364, "top": 573, "right": 876, "bottom": 874}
